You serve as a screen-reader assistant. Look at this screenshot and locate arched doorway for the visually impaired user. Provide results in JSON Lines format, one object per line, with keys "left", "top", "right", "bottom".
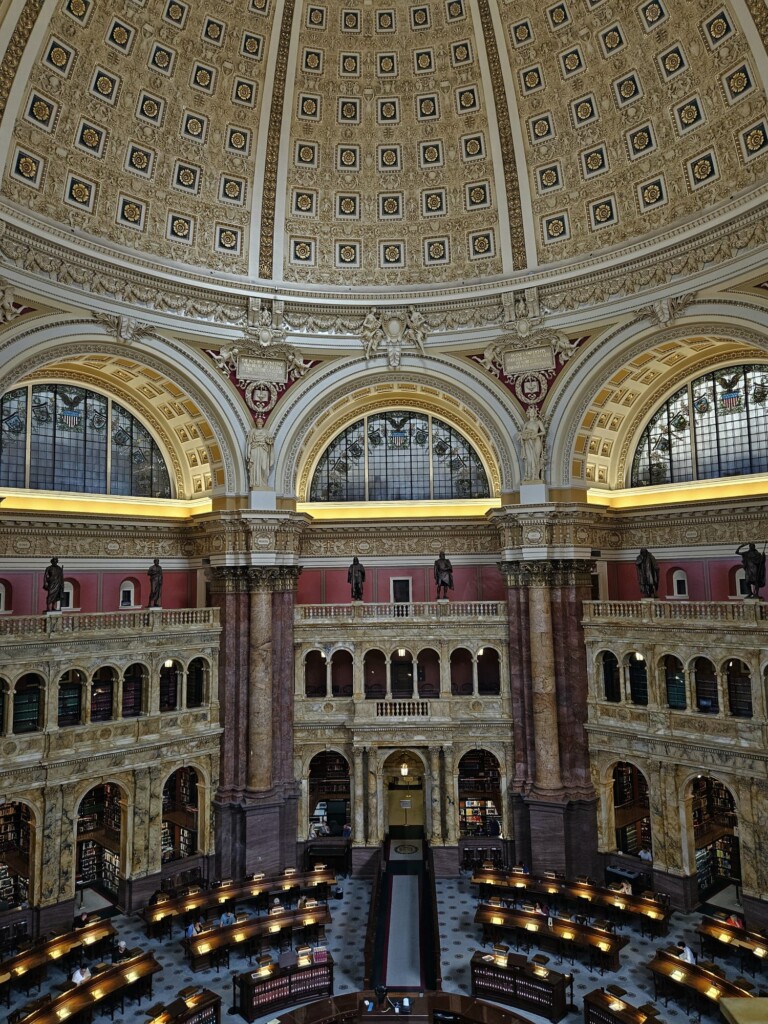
{"left": 383, "top": 751, "right": 424, "bottom": 833}
{"left": 689, "top": 775, "right": 740, "bottom": 899}
{"left": 76, "top": 782, "right": 124, "bottom": 906}
{"left": 0, "top": 801, "right": 33, "bottom": 909}
{"left": 162, "top": 767, "right": 199, "bottom": 864}
{"left": 457, "top": 750, "right": 502, "bottom": 838}
{"left": 612, "top": 762, "right": 650, "bottom": 856}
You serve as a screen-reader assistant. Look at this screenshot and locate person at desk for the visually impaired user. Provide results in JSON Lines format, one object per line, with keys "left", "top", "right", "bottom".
{"left": 185, "top": 918, "right": 204, "bottom": 938}
{"left": 220, "top": 910, "right": 236, "bottom": 927}
{"left": 342, "top": 822, "right": 352, "bottom": 838}
{"left": 618, "top": 880, "right": 633, "bottom": 894}
{"left": 638, "top": 846, "right": 653, "bottom": 862}
{"left": 112, "top": 940, "right": 129, "bottom": 962}
{"left": 726, "top": 912, "right": 745, "bottom": 928}
{"left": 675, "top": 941, "right": 696, "bottom": 964}
{"left": 74, "top": 911, "right": 90, "bottom": 929}
{"left": 72, "top": 964, "right": 91, "bottom": 985}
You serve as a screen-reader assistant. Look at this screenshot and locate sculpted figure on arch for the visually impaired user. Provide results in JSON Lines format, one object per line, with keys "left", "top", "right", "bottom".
{"left": 736, "top": 542, "right": 766, "bottom": 598}
{"left": 635, "top": 548, "right": 659, "bottom": 598}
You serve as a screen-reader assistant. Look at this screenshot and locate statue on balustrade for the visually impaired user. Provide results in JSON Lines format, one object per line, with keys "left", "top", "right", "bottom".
{"left": 635, "top": 548, "right": 659, "bottom": 598}
{"left": 348, "top": 556, "right": 365, "bottom": 601}
{"left": 43, "top": 556, "right": 64, "bottom": 612}
{"left": 147, "top": 558, "right": 163, "bottom": 607}
{"left": 434, "top": 551, "right": 454, "bottom": 599}
{"left": 736, "top": 542, "right": 766, "bottom": 598}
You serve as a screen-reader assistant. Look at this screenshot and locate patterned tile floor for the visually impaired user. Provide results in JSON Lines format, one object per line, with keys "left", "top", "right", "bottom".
{"left": 3, "top": 875, "right": 754, "bottom": 1023}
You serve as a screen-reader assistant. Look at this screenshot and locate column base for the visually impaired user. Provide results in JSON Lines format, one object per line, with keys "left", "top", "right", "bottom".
{"left": 742, "top": 892, "right": 768, "bottom": 931}
{"left": 525, "top": 796, "right": 598, "bottom": 877}
{"left": 650, "top": 867, "right": 699, "bottom": 912}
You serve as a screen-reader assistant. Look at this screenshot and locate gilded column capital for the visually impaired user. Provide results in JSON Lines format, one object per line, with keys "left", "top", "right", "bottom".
{"left": 209, "top": 566, "right": 250, "bottom": 594}
{"left": 247, "top": 566, "right": 302, "bottom": 593}
{"left": 498, "top": 558, "right": 595, "bottom": 588}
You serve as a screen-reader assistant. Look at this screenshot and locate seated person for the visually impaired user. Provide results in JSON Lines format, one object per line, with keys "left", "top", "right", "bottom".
{"left": 342, "top": 822, "right": 352, "bottom": 838}
{"left": 112, "top": 940, "right": 129, "bottom": 962}
{"left": 619, "top": 880, "right": 633, "bottom": 894}
{"left": 638, "top": 846, "right": 653, "bottom": 862}
{"left": 73, "top": 911, "right": 90, "bottom": 929}
{"left": 675, "top": 941, "right": 696, "bottom": 964}
{"left": 72, "top": 963, "right": 91, "bottom": 985}
{"left": 185, "top": 917, "right": 205, "bottom": 938}
{"left": 726, "top": 912, "right": 745, "bottom": 928}
{"left": 220, "top": 910, "right": 236, "bottom": 927}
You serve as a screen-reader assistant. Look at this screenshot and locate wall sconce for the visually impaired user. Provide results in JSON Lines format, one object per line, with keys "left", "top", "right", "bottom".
{"left": 634, "top": 652, "right": 644, "bottom": 661}
{"left": 478, "top": 648, "right": 484, "bottom": 656}
{"left": 164, "top": 659, "right": 173, "bottom": 668}
{"left": 398, "top": 648, "right": 406, "bottom": 658}
{"left": 400, "top": 763, "right": 408, "bottom": 777}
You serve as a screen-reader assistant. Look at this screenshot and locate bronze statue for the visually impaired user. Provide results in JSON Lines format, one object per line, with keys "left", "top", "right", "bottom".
{"left": 348, "top": 556, "right": 365, "bottom": 601}
{"left": 43, "top": 556, "right": 64, "bottom": 612}
{"left": 434, "top": 551, "right": 454, "bottom": 599}
{"left": 147, "top": 558, "right": 163, "bottom": 607}
{"left": 635, "top": 548, "right": 659, "bottom": 598}
{"left": 736, "top": 542, "right": 766, "bottom": 598}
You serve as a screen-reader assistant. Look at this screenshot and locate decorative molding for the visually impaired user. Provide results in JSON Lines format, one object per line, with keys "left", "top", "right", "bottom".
{"left": 498, "top": 558, "right": 595, "bottom": 588}
{"left": 247, "top": 566, "right": 301, "bottom": 593}
{"left": 0, "top": 0, "right": 44, "bottom": 122}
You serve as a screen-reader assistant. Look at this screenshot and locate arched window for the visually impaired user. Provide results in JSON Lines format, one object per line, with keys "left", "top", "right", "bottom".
{"left": 670, "top": 570, "right": 688, "bottom": 598}
{"left": 417, "top": 648, "right": 440, "bottom": 698}
{"left": 61, "top": 581, "right": 75, "bottom": 610}
{"left": 0, "top": 384, "right": 172, "bottom": 497}
{"left": 160, "top": 660, "right": 180, "bottom": 711}
{"left": 725, "top": 659, "right": 752, "bottom": 718}
{"left": 122, "top": 663, "right": 145, "bottom": 717}
{"left": 734, "top": 569, "right": 749, "bottom": 598}
{"left": 304, "top": 650, "right": 327, "bottom": 698}
{"left": 627, "top": 653, "right": 648, "bottom": 706}
{"left": 119, "top": 580, "right": 136, "bottom": 607}
{"left": 450, "top": 648, "right": 473, "bottom": 696}
{"left": 663, "top": 655, "right": 686, "bottom": 709}
{"left": 0, "top": 581, "right": 9, "bottom": 613}
{"left": 186, "top": 658, "right": 206, "bottom": 708}
{"left": 632, "top": 364, "right": 768, "bottom": 486}
{"left": 58, "top": 669, "right": 85, "bottom": 726}
{"left": 363, "top": 650, "right": 386, "bottom": 699}
{"left": 601, "top": 652, "right": 621, "bottom": 702}
{"left": 694, "top": 657, "right": 718, "bottom": 713}
{"left": 91, "top": 667, "right": 116, "bottom": 722}
{"left": 330, "top": 650, "right": 353, "bottom": 698}
{"left": 477, "top": 648, "right": 501, "bottom": 696}
{"left": 309, "top": 411, "right": 490, "bottom": 501}
{"left": 13, "top": 674, "right": 42, "bottom": 733}
{"left": 390, "top": 649, "right": 414, "bottom": 699}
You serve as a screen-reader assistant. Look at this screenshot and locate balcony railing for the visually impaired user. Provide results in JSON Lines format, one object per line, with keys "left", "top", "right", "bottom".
{"left": 583, "top": 600, "right": 768, "bottom": 623}
{"left": 297, "top": 601, "right": 505, "bottom": 622}
{"left": 376, "top": 701, "right": 430, "bottom": 717}
{"left": 0, "top": 607, "right": 220, "bottom": 637}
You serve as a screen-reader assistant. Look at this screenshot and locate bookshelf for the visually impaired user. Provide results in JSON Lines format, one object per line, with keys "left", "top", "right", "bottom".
{"left": 147, "top": 989, "right": 221, "bottom": 1023}
{"left": 470, "top": 952, "right": 568, "bottom": 1022}
{"left": 0, "top": 803, "right": 31, "bottom": 905}
{"left": 308, "top": 752, "right": 351, "bottom": 829}
{"left": 76, "top": 783, "right": 122, "bottom": 894}
{"left": 12, "top": 681, "right": 40, "bottom": 734}
{"left": 58, "top": 682, "right": 82, "bottom": 727}
{"left": 458, "top": 750, "right": 502, "bottom": 837}
{"left": 90, "top": 675, "right": 114, "bottom": 722}
{"left": 232, "top": 957, "right": 334, "bottom": 1022}
{"left": 692, "top": 776, "right": 740, "bottom": 895}
{"left": 162, "top": 768, "right": 199, "bottom": 861}
{"left": 122, "top": 664, "right": 143, "bottom": 717}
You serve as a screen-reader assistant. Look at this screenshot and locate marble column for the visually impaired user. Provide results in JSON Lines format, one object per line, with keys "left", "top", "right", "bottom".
{"left": 247, "top": 579, "right": 273, "bottom": 792}
{"left": 527, "top": 579, "right": 563, "bottom": 793}
{"left": 429, "top": 746, "right": 442, "bottom": 843}
{"left": 353, "top": 747, "right": 365, "bottom": 842}
{"left": 366, "top": 750, "right": 379, "bottom": 846}
{"left": 443, "top": 745, "right": 458, "bottom": 845}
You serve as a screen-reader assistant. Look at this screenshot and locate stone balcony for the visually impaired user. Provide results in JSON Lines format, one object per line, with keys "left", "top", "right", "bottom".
{"left": 0, "top": 607, "right": 219, "bottom": 640}
{"left": 583, "top": 600, "right": 767, "bottom": 627}
{"left": 296, "top": 601, "right": 506, "bottom": 623}
{"left": 294, "top": 693, "right": 509, "bottom": 727}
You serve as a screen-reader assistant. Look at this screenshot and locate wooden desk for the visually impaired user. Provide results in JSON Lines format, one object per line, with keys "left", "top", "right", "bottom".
{"left": 697, "top": 917, "right": 768, "bottom": 973}
{"left": 470, "top": 950, "right": 570, "bottom": 1022}
{"left": 303, "top": 840, "right": 351, "bottom": 878}
{"left": 143, "top": 869, "right": 336, "bottom": 936}
{"left": 474, "top": 904, "right": 628, "bottom": 972}
{"left": 183, "top": 905, "right": 332, "bottom": 972}
{"left": 9, "top": 949, "right": 161, "bottom": 1023}
{"left": 146, "top": 987, "right": 221, "bottom": 1023}
{"left": 647, "top": 947, "right": 754, "bottom": 1015}
{"left": 471, "top": 871, "right": 670, "bottom": 936}
{"left": 0, "top": 919, "right": 116, "bottom": 1000}
{"left": 233, "top": 954, "right": 334, "bottom": 1021}
{"left": 583, "top": 988, "right": 665, "bottom": 1024}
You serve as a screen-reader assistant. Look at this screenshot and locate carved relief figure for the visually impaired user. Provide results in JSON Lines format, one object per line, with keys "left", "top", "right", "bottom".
{"left": 404, "top": 306, "right": 427, "bottom": 354}
{"left": 361, "top": 308, "right": 384, "bottom": 359}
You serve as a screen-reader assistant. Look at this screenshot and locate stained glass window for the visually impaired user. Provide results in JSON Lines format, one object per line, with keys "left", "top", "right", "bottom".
{"left": 0, "top": 384, "right": 172, "bottom": 497}
{"left": 309, "top": 410, "right": 490, "bottom": 502}
{"left": 631, "top": 364, "right": 768, "bottom": 486}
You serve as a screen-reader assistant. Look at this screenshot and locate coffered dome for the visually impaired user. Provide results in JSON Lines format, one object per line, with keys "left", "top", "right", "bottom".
{"left": 2, "top": 0, "right": 767, "bottom": 295}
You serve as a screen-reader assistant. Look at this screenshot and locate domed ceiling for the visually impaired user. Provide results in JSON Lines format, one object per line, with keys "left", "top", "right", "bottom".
{"left": 2, "top": 0, "right": 767, "bottom": 293}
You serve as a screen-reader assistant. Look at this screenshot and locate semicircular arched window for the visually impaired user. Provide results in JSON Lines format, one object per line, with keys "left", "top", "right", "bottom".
{"left": 309, "top": 411, "right": 490, "bottom": 502}
{"left": 0, "top": 384, "right": 172, "bottom": 497}
{"left": 631, "top": 364, "right": 768, "bottom": 487}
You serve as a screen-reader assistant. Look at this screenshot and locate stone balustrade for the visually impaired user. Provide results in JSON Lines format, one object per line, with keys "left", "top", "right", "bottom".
{"left": 296, "top": 601, "right": 505, "bottom": 622}
{"left": 583, "top": 600, "right": 767, "bottom": 624}
{"left": 0, "top": 607, "right": 219, "bottom": 637}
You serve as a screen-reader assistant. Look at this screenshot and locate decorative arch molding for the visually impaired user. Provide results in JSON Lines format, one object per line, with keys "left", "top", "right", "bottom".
{"left": 547, "top": 310, "right": 768, "bottom": 488}
{"left": 0, "top": 316, "right": 249, "bottom": 495}
{"left": 273, "top": 355, "right": 520, "bottom": 500}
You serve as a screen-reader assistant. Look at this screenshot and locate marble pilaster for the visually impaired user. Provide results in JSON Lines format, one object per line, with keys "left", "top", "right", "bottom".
{"left": 353, "top": 747, "right": 365, "bottom": 842}
{"left": 429, "top": 746, "right": 442, "bottom": 843}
